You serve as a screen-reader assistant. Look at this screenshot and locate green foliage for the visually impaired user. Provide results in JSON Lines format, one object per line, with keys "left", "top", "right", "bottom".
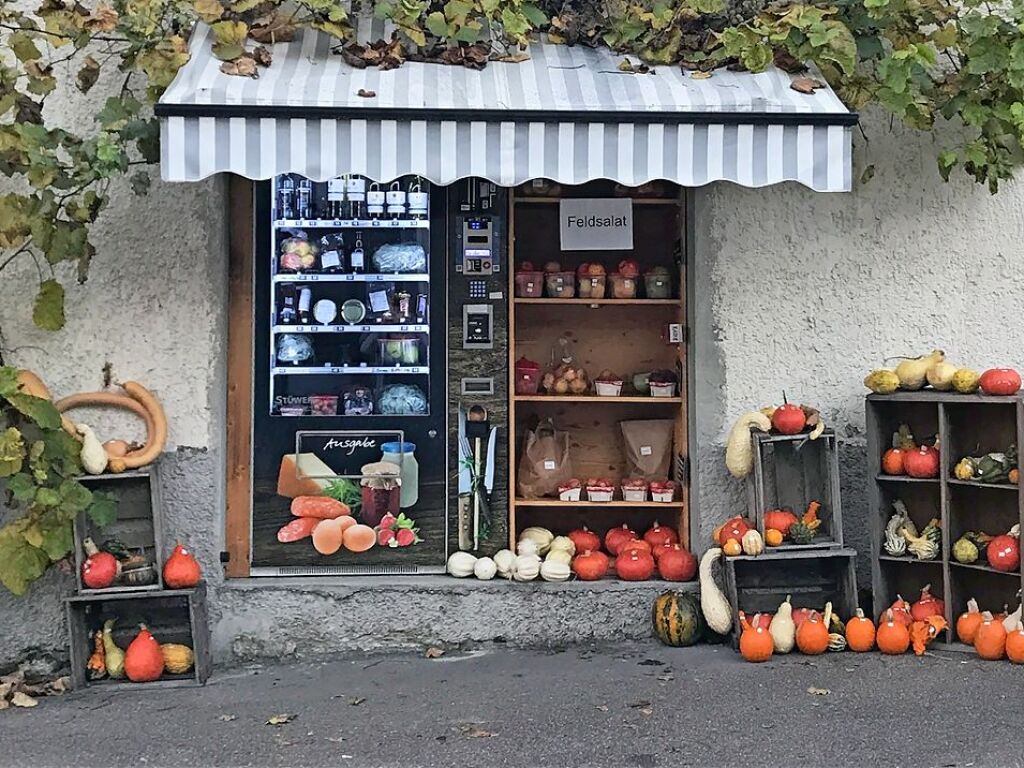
{"left": 0, "top": 365, "right": 117, "bottom": 595}
{"left": 2, "top": 0, "right": 1024, "bottom": 331}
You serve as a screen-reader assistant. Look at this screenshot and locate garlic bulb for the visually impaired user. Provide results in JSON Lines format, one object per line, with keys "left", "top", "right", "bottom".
{"left": 516, "top": 539, "right": 540, "bottom": 558}
{"left": 519, "top": 527, "right": 554, "bottom": 555}
{"left": 548, "top": 536, "right": 576, "bottom": 556}
{"left": 544, "top": 549, "right": 572, "bottom": 566}
{"left": 447, "top": 551, "right": 478, "bottom": 578}
{"left": 473, "top": 557, "right": 497, "bottom": 581}
{"left": 493, "top": 549, "right": 516, "bottom": 579}
{"left": 513, "top": 554, "right": 541, "bottom": 581}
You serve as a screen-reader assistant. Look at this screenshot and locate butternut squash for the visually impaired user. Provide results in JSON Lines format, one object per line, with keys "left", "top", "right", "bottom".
{"left": 699, "top": 547, "right": 732, "bottom": 635}
{"left": 725, "top": 412, "right": 771, "bottom": 478}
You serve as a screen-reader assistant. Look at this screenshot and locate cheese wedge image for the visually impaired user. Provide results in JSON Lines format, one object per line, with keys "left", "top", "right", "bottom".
{"left": 277, "top": 452, "right": 337, "bottom": 498}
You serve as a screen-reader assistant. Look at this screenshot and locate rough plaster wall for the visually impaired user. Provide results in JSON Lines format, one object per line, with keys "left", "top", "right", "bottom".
{"left": 692, "top": 112, "right": 1024, "bottom": 586}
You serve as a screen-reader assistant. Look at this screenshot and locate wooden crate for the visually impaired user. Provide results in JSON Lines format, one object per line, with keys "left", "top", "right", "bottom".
{"left": 867, "top": 392, "right": 1024, "bottom": 649}
{"left": 65, "top": 584, "right": 210, "bottom": 690}
{"left": 723, "top": 548, "right": 858, "bottom": 638}
{"left": 73, "top": 466, "right": 164, "bottom": 594}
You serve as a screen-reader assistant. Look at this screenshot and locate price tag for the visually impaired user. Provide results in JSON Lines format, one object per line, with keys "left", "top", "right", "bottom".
{"left": 372, "top": 220, "right": 381, "bottom": 227}
{"left": 345, "top": 274, "right": 355, "bottom": 281}
{"left": 308, "top": 274, "right": 319, "bottom": 281}
{"left": 543, "top": 460, "right": 556, "bottom": 470}
{"left": 640, "top": 446, "right": 653, "bottom": 456}
{"left": 391, "top": 220, "right": 401, "bottom": 227}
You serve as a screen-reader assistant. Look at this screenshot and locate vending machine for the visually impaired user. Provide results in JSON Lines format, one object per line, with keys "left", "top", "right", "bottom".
{"left": 250, "top": 175, "right": 448, "bottom": 575}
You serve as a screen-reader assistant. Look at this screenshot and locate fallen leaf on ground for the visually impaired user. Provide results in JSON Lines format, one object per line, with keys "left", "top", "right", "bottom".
{"left": 791, "top": 77, "right": 824, "bottom": 94}
{"left": 357, "top": 89, "right": 376, "bottom": 98}
{"left": 325, "top": 736, "right": 346, "bottom": 743}
{"left": 11, "top": 692, "right": 37, "bottom": 708}
{"left": 657, "top": 673, "right": 674, "bottom": 682}
{"left": 218, "top": 714, "right": 237, "bottom": 722}
{"left": 595, "top": 705, "right": 609, "bottom": 712}
{"left": 349, "top": 697, "right": 365, "bottom": 706}
{"left": 638, "top": 707, "right": 653, "bottom": 716}
{"left": 638, "top": 658, "right": 664, "bottom": 666}
{"left": 0, "top": 698, "right": 8, "bottom": 710}
{"left": 425, "top": 647, "right": 444, "bottom": 659}
{"left": 807, "top": 687, "right": 830, "bottom": 696}
{"left": 221, "top": 57, "right": 258, "bottom": 78}
{"left": 629, "top": 700, "right": 652, "bottom": 709}
{"left": 47, "top": 677, "right": 70, "bottom": 694}
{"left": 267, "top": 713, "right": 296, "bottom": 725}
{"left": 458, "top": 724, "right": 496, "bottom": 738}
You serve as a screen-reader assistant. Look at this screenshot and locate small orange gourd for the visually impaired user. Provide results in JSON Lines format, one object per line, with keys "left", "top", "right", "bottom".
{"left": 764, "top": 528, "right": 784, "bottom": 547}
{"left": 722, "top": 539, "right": 742, "bottom": 557}
{"left": 795, "top": 610, "right": 830, "bottom": 655}
{"left": 974, "top": 611, "right": 1007, "bottom": 660}
{"left": 876, "top": 609, "right": 910, "bottom": 654}
{"left": 956, "top": 598, "right": 983, "bottom": 645}
{"left": 1005, "top": 621, "right": 1024, "bottom": 663}
{"left": 739, "top": 613, "right": 774, "bottom": 663}
{"left": 845, "top": 608, "right": 876, "bottom": 652}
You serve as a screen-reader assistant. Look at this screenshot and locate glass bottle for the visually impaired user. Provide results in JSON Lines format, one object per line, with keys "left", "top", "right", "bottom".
{"left": 278, "top": 175, "right": 295, "bottom": 220}
{"left": 279, "top": 284, "right": 297, "bottom": 324}
{"left": 381, "top": 442, "right": 419, "bottom": 508}
{"left": 296, "top": 178, "right": 313, "bottom": 220}
{"left": 297, "top": 287, "right": 312, "bottom": 324}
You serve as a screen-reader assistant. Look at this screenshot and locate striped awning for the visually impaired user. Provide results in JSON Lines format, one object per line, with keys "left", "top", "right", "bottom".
{"left": 156, "top": 23, "right": 856, "bottom": 192}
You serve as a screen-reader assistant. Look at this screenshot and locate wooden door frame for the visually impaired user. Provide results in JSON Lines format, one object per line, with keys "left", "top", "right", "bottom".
{"left": 225, "top": 176, "right": 254, "bottom": 578}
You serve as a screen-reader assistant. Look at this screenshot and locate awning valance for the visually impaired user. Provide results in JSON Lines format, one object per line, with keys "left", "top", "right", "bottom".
{"left": 156, "top": 24, "right": 856, "bottom": 192}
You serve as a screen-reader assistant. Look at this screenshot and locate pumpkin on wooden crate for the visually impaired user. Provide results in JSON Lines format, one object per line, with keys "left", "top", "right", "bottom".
{"left": 652, "top": 591, "right": 704, "bottom": 647}
{"left": 163, "top": 543, "right": 202, "bottom": 589}
{"left": 124, "top": 625, "right": 165, "bottom": 682}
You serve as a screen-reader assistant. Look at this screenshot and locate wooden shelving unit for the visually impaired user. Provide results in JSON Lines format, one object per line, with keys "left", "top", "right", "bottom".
{"left": 867, "top": 392, "right": 1024, "bottom": 647}
{"left": 507, "top": 183, "right": 689, "bottom": 553}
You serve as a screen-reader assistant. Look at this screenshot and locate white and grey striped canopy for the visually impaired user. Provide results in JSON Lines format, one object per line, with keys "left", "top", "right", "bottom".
{"left": 157, "top": 23, "right": 855, "bottom": 191}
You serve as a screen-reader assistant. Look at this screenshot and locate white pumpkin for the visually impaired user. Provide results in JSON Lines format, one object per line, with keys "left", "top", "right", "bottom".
{"left": 519, "top": 527, "right": 554, "bottom": 554}
{"left": 544, "top": 549, "right": 572, "bottom": 566}
{"left": 473, "top": 557, "right": 497, "bottom": 580}
{"left": 513, "top": 554, "right": 541, "bottom": 581}
{"left": 446, "top": 551, "right": 477, "bottom": 578}
{"left": 493, "top": 549, "right": 516, "bottom": 579}
{"left": 741, "top": 529, "right": 764, "bottom": 556}
{"left": 539, "top": 560, "right": 571, "bottom": 582}
{"left": 548, "top": 536, "right": 576, "bottom": 556}
{"left": 516, "top": 539, "right": 540, "bottom": 558}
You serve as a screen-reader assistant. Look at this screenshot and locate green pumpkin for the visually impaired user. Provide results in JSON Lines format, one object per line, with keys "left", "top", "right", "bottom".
{"left": 652, "top": 591, "right": 704, "bottom": 647}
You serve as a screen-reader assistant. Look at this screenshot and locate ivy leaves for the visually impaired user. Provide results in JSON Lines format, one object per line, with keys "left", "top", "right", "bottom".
{"left": 0, "top": 366, "right": 117, "bottom": 595}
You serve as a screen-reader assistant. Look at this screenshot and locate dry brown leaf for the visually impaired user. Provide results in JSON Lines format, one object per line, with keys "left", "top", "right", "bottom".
{"left": 424, "top": 647, "right": 444, "bottom": 659}
{"left": 10, "top": 692, "right": 37, "bottom": 708}
{"left": 690, "top": 70, "right": 712, "bottom": 80}
{"left": 218, "top": 714, "right": 237, "bottom": 722}
{"left": 807, "top": 686, "right": 830, "bottom": 696}
{"left": 791, "top": 77, "right": 824, "bottom": 94}
{"left": 595, "top": 705, "right": 609, "bottom": 712}
{"left": 348, "top": 696, "right": 365, "bottom": 706}
{"left": 498, "top": 51, "right": 530, "bottom": 63}
{"left": 356, "top": 89, "right": 376, "bottom": 98}
{"left": 773, "top": 49, "right": 807, "bottom": 74}
{"left": 221, "top": 57, "right": 258, "bottom": 78}
{"left": 458, "top": 724, "right": 496, "bottom": 738}
{"left": 249, "top": 13, "right": 296, "bottom": 44}
{"left": 253, "top": 46, "right": 272, "bottom": 67}
{"left": 84, "top": 5, "right": 118, "bottom": 32}
{"left": 266, "top": 713, "right": 296, "bottom": 725}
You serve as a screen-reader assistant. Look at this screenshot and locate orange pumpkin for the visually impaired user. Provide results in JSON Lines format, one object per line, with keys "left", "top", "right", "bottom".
{"left": 845, "top": 608, "right": 876, "bottom": 652}
{"left": 956, "top": 598, "right": 983, "bottom": 645}
{"left": 881, "top": 448, "right": 906, "bottom": 475}
{"left": 764, "top": 528, "right": 784, "bottom": 547}
{"left": 795, "top": 611, "right": 830, "bottom": 655}
{"left": 162, "top": 543, "right": 201, "bottom": 589}
{"left": 974, "top": 611, "right": 1007, "bottom": 660}
{"left": 739, "top": 613, "right": 774, "bottom": 663}
{"left": 722, "top": 539, "right": 743, "bottom": 557}
{"left": 763, "top": 509, "right": 798, "bottom": 537}
{"left": 876, "top": 609, "right": 910, "bottom": 654}
{"left": 1005, "top": 622, "right": 1024, "bottom": 663}
{"left": 124, "top": 625, "right": 164, "bottom": 682}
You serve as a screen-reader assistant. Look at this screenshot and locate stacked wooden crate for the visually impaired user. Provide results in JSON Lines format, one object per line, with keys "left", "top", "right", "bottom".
{"left": 63, "top": 465, "right": 211, "bottom": 690}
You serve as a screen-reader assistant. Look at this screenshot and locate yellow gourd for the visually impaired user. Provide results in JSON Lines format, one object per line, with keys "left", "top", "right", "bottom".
{"left": 160, "top": 643, "right": 195, "bottom": 675}
{"left": 894, "top": 350, "right": 944, "bottom": 391}
{"left": 103, "top": 620, "right": 126, "bottom": 679}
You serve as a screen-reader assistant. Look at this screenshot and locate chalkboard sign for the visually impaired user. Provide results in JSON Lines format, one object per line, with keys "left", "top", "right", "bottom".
{"left": 294, "top": 430, "right": 405, "bottom": 479}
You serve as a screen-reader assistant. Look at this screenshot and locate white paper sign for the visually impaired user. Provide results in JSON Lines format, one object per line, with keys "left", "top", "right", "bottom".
{"left": 559, "top": 198, "right": 633, "bottom": 251}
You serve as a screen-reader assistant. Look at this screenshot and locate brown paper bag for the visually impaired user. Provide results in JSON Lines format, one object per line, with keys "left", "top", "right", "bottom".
{"left": 517, "top": 419, "right": 573, "bottom": 498}
{"left": 620, "top": 419, "right": 675, "bottom": 479}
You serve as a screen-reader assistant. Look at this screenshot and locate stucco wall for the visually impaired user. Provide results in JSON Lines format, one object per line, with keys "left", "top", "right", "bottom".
{"left": 3, "top": 110, "right": 1023, "bottom": 669}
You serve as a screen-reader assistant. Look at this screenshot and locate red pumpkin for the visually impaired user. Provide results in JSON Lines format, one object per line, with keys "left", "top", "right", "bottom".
{"left": 615, "top": 550, "right": 655, "bottom": 581}
{"left": 987, "top": 525, "right": 1021, "bottom": 572}
{"left": 572, "top": 550, "right": 610, "bottom": 581}
{"left": 763, "top": 509, "right": 798, "bottom": 537}
{"left": 81, "top": 538, "right": 120, "bottom": 590}
{"left": 903, "top": 445, "right": 939, "bottom": 478}
{"left": 163, "top": 543, "right": 202, "bottom": 589}
{"left": 656, "top": 545, "right": 697, "bottom": 582}
{"left": 620, "top": 538, "right": 652, "bottom": 555}
{"left": 604, "top": 525, "right": 638, "bottom": 556}
{"left": 881, "top": 448, "right": 907, "bottom": 476}
{"left": 716, "top": 516, "right": 751, "bottom": 546}
{"left": 791, "top": 607, "right": 814, "bottom": 627}
{"left": 911, "top": 584, "right": 945, "bottom": 621}
{"left": 568, "top": 526, "right": 601, "bottom": 554}
{"left": 772, "top": 401, "right": 806, "bottom": 435}
{"left": 124, "top": 625, "right": 165, "bottom": 682}
{"left": 883, "top": 595, "right": 914, "bottom": 628}
{"left": 643, "top": 522, "right": 678, "bottom": 549}
{"left": 738, "top": 611, "right": 773, "bottom": 632}
{"left": 979, "top": 368, "right": 1022, "bottom": 396}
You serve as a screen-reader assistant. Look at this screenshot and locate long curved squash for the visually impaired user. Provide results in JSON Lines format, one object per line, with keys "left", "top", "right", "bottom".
{"left": 699, "top": 547, "right": 733, "bottom": 635}
{"left": 115, "top": 382, "right": 167, "bottom": 469}
{"left": 16, "top": 370, "right": 79, "bottom": 437}
{"left": 55, "top": 389, "right": 163, "bottom": 471}
{"left": 725, "top": 411, "right": 771, "bottom": 478}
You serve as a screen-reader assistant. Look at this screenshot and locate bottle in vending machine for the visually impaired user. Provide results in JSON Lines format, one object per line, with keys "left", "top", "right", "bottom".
{"left": 297, "top": 287, "right": 312, "bottom": 324}
{"left": 279, "top": 284, "right": 298, "bottom": 324}
{"left": 350, "top": 233, "right": 365, "bottom": 274}
{"left": 278, "top": 175, "right": 296, "bottom": 220}
{"left": 296, "top": 178, "right": 313, "bottom": 220}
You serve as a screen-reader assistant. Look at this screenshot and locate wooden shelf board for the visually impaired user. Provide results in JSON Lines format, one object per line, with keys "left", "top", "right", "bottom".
{"left": 949, "top": 560, "right": 1021, "bottom": 577}
{"left": 513, "top": 499, "right": 684, "bottom": 508}
{"left": 874, "top": 474, "right": 940, "bottom": 484}
{"left": 513, "top": 298, "right": 679, "bottom": 306}
{"left": 878, "top": 555, "right": 941, "bottom": 565}
{"left": 514, "top": 395, "right": 683, "bottom": 404}
{"left": 867, "top": 392, "right": 1022, "bottom": 404}
{"left": 947, "top": 478, "right": 1019, "bottom": 491}
{"left": 515, "top": 197, "right": 679, "bottom": 206}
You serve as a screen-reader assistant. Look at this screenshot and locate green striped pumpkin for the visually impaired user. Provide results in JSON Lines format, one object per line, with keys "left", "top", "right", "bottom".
{"left": 652, "top": 591, "right": 704, "bottom": 647}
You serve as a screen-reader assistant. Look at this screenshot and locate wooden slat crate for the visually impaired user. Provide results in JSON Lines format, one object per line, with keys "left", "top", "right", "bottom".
{"left": 750, "top": 430, "right": 843, "bottom": 549}
{"left": 65, "top": 584, "right": 210, "bottom": 691}
{"left": 72, "top": 466, "right": 165, "bottom": 594}
{"left": 723, "top": 548, "right": 858, "bottom": 638}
